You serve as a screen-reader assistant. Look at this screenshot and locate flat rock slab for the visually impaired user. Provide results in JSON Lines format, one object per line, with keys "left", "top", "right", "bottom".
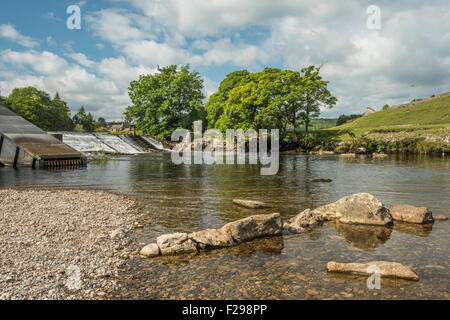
{"left": 284, "top": 209, "right": 323, "bottom": 234}
{"left": 313, "top": 193, "right": 393, "bottom": 226}
{"left": 327, "top": 261, "right": 419, "bottom": 281}
{"left": 434, "top": 215, "right": 449, "bottom": 221}
{"left": 156, "top": 233, "right": 198, "bottom": 255}
{"left": 189, "top": 229, "right": 234, "bottom": 249}
{"left": 233, "top": 199, "right": 273, "bottom": 209}
{"left": 391, "top": 205, "right": 434, "bottom": 224}
{"left": 222, "top": 213, "right": 283, "bottom": 243}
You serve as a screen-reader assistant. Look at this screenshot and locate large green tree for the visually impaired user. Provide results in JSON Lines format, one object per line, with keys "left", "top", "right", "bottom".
{"left": 124, "top": 65, "right": 205, "bottom": 139}
{"left": 205, "top": 70, "right": 249, "bottom": 129}
{"left": 5, "top": 87, "right": 74, "bottom": 131}
{"left": 206, "top": 66, "right": 337, "bottom": 143}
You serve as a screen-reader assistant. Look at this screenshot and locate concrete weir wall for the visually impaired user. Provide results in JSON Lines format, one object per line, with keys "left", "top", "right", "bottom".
{"left": 57, "top": 132, "right": 164, "bottom": 154}
{"left": 0, "top": 105, "right": 86, "bottom": 169}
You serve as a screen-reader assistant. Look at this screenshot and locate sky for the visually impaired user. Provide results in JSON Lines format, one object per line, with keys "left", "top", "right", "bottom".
{"left": 0, "top": 0, "right": 449, "bottom": 121}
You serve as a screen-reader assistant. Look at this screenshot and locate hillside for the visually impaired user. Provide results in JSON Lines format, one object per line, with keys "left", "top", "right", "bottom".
{"left": 324, "top": 94, "right": 450, "bottom": 154}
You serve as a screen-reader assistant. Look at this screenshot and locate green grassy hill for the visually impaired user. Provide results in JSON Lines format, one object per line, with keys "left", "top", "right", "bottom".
{"left": 322, "top": 94, "right": 450, "bottom": 154}
{"left": 332, "top": 94, "right": 450, "bottom": 134}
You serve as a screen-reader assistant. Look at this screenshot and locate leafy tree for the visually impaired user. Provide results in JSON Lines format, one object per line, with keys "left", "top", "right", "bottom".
{"left": 72, "top": 106, "right": 97, "bottom": 132}
{"left": 382, "top": 104, "right": 390, "bottom": 110}
{"left": 124, "top": 65, "right": 205, "bottom": 139}
{"left": 50, "top": 92, "right": 74, "bottom": 131}
{"left": 4, "top": 87, "right": 74, "bottom": 131}
{"left": 205, "top": 70, "right": 249, "bottom": 129}
{"left": 207, "top": 66, "right": 337, "bottom": 143}
{"left": 336, "top": 114, "right": 362, "bottom": 126}
{"left": 298, "top": 66, "right": 337, "bottom": 137}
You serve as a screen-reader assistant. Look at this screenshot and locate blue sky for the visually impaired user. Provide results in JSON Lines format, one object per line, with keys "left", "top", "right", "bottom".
{"left": 1, "top": 0, "right": 449, "bottom": 121}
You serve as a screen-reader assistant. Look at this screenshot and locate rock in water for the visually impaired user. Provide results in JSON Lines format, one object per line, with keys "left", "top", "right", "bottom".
{"left": 326, "top": 261, "right": 419, "bottom": 281}
{"left": 140, "top": 243, "right": 160, "bottom": 257}
{"left": 313, "top": 193, "right": 393, "bottom": 226}
{"left": 156, "top": 233, "right": 198, "bottom": 255}
{"left": 434, "top": 215, "right": 449, "bottom": 221}
{"left": 189, "top": 229, "right": 234, "bottom": 249}
{"left": 221, "top": 213, "right": 283, "bottom": 243}
{"left": 390, "top": 205, "right": 434, "bottom": 224}
{"left": 284, "top": 209, "right": 323, "bottom": 234}
{"left": 232, "top": 199, "right": 273, "bottom": 209}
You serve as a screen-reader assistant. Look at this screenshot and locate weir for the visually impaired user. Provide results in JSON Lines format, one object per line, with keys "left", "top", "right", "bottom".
{"left": 0, "top": 105, "right": 87, "bottom": 169}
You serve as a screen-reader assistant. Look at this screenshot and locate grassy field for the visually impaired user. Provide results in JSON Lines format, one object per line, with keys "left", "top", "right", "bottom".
{"left": 310, "top": 95, "right": 450, "bottom": 154}
{"left": 331, "top": 94, "right": 450, "bottom": 136}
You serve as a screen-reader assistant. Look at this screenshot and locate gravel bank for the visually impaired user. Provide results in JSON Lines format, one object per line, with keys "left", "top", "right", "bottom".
{"left": 0, "top": 189, "right": 142, "bottom": 300}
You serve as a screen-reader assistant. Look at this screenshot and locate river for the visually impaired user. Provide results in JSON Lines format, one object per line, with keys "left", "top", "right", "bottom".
{"left": 0, "top": 153, "right": 449, "bottom": 299}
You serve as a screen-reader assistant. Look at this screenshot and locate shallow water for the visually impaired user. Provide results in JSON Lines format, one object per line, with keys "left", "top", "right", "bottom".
{"left": 1, "top": 153, "right": 449, "bottom": 299}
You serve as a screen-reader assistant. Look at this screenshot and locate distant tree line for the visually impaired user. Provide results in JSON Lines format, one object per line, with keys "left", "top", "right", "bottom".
{"left": 1, "top": 87, "right": 106, "bottom": 132}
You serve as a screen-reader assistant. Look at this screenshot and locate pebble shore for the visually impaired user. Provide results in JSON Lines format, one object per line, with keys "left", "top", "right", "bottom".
{"left": 0, "top": 189, "right": 142, "bottom": 300}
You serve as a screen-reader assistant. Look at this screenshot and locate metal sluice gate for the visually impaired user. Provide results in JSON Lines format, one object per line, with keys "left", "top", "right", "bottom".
{"left": 44, "top": 159, "right": 84, "bottom": 169}
{"left": 0, "top": 104, "right": 87, "bottom": 170}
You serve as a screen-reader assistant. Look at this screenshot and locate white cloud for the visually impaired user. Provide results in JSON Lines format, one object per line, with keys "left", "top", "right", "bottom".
{"left": 66, "top": 53, "right": 95, "bottom": 68}
{"left": 0, "top": 24, "right": 39, "bottom": 48}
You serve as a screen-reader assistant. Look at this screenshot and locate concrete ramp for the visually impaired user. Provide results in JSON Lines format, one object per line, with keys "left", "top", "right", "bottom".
{"left": 0, "top": 105, "right": 86, "bottom": 169}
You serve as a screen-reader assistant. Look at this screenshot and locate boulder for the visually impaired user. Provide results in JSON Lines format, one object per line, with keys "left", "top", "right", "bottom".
{"left": 233, "top": 199, "right": 273, "bottom": 209}
{"left": 156, "top": 233, "right": 198, "bottom": 255}
{"left": 356, "top": 147, "right": 367, "bottom": 154}
{"left": 339, "top": 153, "right": 356, "bottom": 158}
{"left": 327, "top": 261, "right": 419, "bottom": 281}
{"left": 189, "top": 229, "right": 234, "bottom": 249}
{"left": 284, "top": 209, "right": 323, "bottom": 234}
{"left": 372, "top": 153, "right": 388, "bottom": 159}
{"left": 313, "top": 193, "right": 392, "bottom": 226}
{"left": 390, "top": 205, "right": 434, "bottom": 224}
{"left": 221, "top": 213, "right": 283, "bottom": 243}
{"left": 140, "top": 243, "right": 160, "bottom": 257}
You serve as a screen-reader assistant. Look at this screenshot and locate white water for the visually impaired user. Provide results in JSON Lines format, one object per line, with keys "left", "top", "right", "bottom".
{"left": 61, "top": 133, "right": 147, "bottom": 154}
{"left": 141, "top": 136, "right": 164, "bottom": 150}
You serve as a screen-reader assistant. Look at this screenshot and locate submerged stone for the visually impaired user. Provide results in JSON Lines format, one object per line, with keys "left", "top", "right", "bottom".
{"left": 233, "top": 199, "right": 273, "bottom": 209}
{"left": 327, "top": 261, "right": 419, "bottom": 281}
{"left": 284, "top": 209, "right": 323, "bottom": 234}
{"left": 390, "top": 205, "right": 434, "bottom": 224}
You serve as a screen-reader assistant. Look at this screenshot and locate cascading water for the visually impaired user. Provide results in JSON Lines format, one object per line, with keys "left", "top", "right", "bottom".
{"left": 61, "top": 133, "right": 149, "bottom": 154}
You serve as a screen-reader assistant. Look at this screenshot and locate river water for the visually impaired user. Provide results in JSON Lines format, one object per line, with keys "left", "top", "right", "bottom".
{"left": 0, "top": 153, "right": 449, "bottom": 299}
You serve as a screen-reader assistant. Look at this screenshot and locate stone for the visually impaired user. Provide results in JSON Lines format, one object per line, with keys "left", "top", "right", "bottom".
{"left": 189, "top": 229, "right": 234, "bottom": 249}
{"left": 140, "top": 243, "right": 160, "bottom": 257}
{"left": 434, "top": 215, "right": 449, "bottom": 221}
{"left": 110, "top": 228, "right": 125, "bottom": 239}
{"left": 232, "top": 199, "right": 273, "bottom": 209}
{"left": 156, "top": 233, "right": 198, "bottom": 255}
{"left": 312, "top": 178, "right": 333, "bottom": 183}
{"left": 339, "top": 153, "right": 356, "bottom": 158}
{"left": 284, "top": 209, "right": 323, "bottom": 234}
{"left": 327, "top": 261, "right": 419, "bottom": 281}
{"left": 372, "top": 153, "right": 388, "bottom": 158}
{"left": 313, "top": 193, "right": 392, "bottom": 226}
{"left": 390, "top": 205, "right": 434, "bottom": 224}
{"left": 221, "top": 213, "right": 283, "bottom": 243}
